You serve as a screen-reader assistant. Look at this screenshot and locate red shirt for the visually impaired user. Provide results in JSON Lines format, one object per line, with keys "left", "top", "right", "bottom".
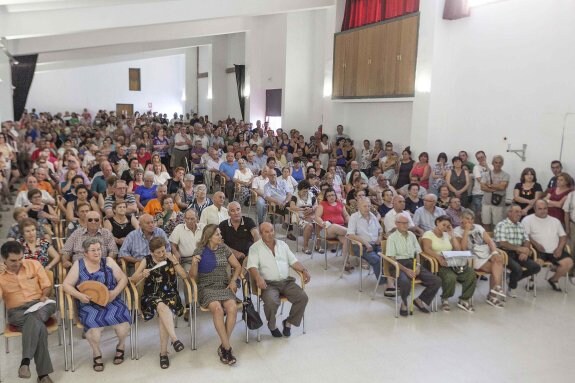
{"left": 320, "top": 200, "right": 345, "bottom": 226}
{"left": 137, "top": 152, "right": 151, "bottom": 168}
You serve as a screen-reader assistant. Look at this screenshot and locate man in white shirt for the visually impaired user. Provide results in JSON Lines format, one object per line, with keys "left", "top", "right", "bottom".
{"left": 169, "top": 209, "right": 204, "bottom": 269}
{"left": 247, "top": 222, "right": 310, "bottom": 338}
{"left": 199, "top": 191, "right": 229, "bottom": 225}
{"left": 172, "top": 123, "right": 192, "bottom": 169}
{"left": 347, "top": 198, "right": 395, "bottom": 296}
{"left": 522, "top": 199, "right": 573, "bottom": 291}
{"left": 383, "top": 195, "right": 421, "bottom": 236}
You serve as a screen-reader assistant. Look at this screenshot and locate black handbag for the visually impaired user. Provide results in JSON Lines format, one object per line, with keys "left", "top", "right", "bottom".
{"left": 243, "top": 277, "right": 263, "bottom": 330}
{"left": 489, "top": 171, "right": 504, "bottom": 206}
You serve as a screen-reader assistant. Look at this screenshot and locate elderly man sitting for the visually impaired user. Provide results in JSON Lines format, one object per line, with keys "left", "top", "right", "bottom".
{"left": 413, "top": 194, "right": 446, "bottom": 232}
{"left": 61, "top": 210, "right": 118, "bottom": 268}
{"left": 104, "top": 179, "right": 137, "bottom": 218}
{"left": 383, "top": 195, "right": 423, "bottom": 237}
{"left": 199, "top": 191, "right": 229, "bottom": 225}
{"left": 348, "top": 197, "right": 395, "bottom": 296}
{"left": 522, "top": 199, "right": 573, "bottom": 291}
{"left": 0, "top": 241, "right": 56, "bottom": 383}
{"left": 247, "top": 222, "right": 310, "bottom": 338}
{"left": 169, "top": 209, "right": 205, "bottom": 269}
{"left": 445, "top": 197, "right": 464, "bottom": 227}
{"left": 219, "top": 201, "right": 260, "bottom": 261}
{"left": 119, "top": 214, "right": 171, "bottom": 272}
{"left": 386, "top": 215, "right": 441, "bottom": 316}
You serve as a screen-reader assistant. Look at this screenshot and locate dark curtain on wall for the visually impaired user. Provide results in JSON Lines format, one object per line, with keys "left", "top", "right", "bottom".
{"left": 341, "top": 0, "right": 419, "bottom": 31}
{"left": 11, "top": 54, "right": 38, "bottom": 121}
{"left": 234, "top": 64, "right": 246, "bottom": 121}
{"left": 443, "top": 0, "right": 470, "bottom": 20}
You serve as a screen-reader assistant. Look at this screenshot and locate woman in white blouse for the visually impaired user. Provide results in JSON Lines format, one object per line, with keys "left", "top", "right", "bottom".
{"left": 233, "top": 159, "right": 254, "bottom": 205}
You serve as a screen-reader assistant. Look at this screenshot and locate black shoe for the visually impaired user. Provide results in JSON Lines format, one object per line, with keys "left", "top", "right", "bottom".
{"left": 413, "top": 299, "right": 431, "bottom": 314}
{"left": 383, "top": 287, "right": 396, "bottom": 298}
{"left": 282, "top": 319, "right": 291, "bottom": 337}
{"left": 399, "top": 307, "right": 409, "bottom": 317}
{"left": 548, "top": 279, "right": 562, "bottom": 292}
{"left": 270, "top": 328, "right": 283, "bottom": 338}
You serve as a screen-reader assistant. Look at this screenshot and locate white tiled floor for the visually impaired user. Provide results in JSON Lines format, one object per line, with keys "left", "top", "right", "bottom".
{"left": 0, "top": 212, "right": 573, "bottom": 382}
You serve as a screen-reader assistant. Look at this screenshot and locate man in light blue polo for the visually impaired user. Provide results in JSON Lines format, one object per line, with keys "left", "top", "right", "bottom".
{"left": 219, "top": 151, "right": 239, "bottom": 201}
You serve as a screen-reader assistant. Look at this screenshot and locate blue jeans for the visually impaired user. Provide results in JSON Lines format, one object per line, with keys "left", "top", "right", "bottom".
{"left": 471, "top": 195, "right": 483, "bottom": 218}
{"left": 352, "top": 243, "right": 386, "bottom": 284}
{"left": 256, "top": 196, "right": 266, "bottom": 225}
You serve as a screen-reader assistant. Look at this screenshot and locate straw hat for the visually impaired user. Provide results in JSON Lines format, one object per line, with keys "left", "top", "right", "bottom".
{"left": 78, "top": 281, "right": 110, "bottom": 307}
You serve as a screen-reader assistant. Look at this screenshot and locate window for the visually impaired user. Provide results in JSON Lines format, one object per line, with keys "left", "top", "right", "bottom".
{"left": 129, "top": 68, "right": 141, "bottom": 91}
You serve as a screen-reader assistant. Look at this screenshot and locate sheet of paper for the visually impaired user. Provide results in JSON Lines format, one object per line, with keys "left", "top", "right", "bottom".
{"left": 24, "top": 299, "right": 56, "bottom": 314}
{"left": 441, "top": 251, "right": 473, "bottom": 258}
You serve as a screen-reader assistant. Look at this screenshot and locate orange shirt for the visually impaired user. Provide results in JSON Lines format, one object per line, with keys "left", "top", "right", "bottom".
{"left": 143, "top": 199, "right": 180, "bottom": 216}
{"left": 0, "top": 259, "right": 51, "bottom": 309}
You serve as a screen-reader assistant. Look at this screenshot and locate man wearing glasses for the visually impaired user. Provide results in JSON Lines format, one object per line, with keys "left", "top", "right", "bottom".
{"left": 61, "top": 211, "right": 118, "bottom": 268}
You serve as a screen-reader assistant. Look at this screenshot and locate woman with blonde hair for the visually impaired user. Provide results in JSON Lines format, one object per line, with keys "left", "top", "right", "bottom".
{"left": 189, "top": 224, "right": 242, "bottom": 365}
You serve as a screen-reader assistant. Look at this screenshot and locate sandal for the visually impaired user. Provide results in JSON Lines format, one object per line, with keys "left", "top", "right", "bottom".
{"left": 486, "top": 295, "right": 504, "bottom": 308}
{"left": 160, "top": 354, "right": 170, "bottom": 369}
{"left": 441, "top": 299, "right": 450, "bottom": 312}
{"left": 315, "top": 247, "right": 325, "bottom": 254}
{"left": 303, "top": 249, "right": 312, "bottom": 255}
{"left": 113, "top": 348, "right": 125, "bottom": 365}
{"left": 344, "top": 264, "right": 355, "bottom": 272}
{"left": 93, "top": 356, "right": 104, "bottom": 372}
{"left": 172, "top": 340, "right": 185, "bottom": 352}
{"left": 457, "top": 299, "right": 475, "bottom": 313}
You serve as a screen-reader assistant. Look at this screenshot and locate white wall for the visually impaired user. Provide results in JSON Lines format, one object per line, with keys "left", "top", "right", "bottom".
{"left": 197, "top": 45, "right": 211, "bottom": 118}
{"left": 416, "top": 0, "right": 575, "bottom": 185}
{"left": 245, "top": 14, "right": 287, "bottom": 126}
{"left": 284, "top": 10, "right": 326, "bottom": 134}
{"left": 184, "top": 47, "right": 198, "bottom": 115}
{"left": 0, "top": 54, "right": 13, "bottom": 122}
{"left": 26, "top": 54, "right": 186, "bottom": 115}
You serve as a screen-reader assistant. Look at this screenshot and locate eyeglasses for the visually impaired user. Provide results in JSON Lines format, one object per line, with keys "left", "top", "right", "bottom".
{"left": 87, "top": 218, "right": 100, "bottom": 222}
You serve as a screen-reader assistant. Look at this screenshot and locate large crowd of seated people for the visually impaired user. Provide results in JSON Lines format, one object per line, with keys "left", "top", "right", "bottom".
{"left": 0, "top": 108, "right": 573, "bottom": 381}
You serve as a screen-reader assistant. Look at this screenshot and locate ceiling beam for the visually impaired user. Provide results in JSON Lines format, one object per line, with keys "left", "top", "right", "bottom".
{"left": 7, "top": 16, "right": 247, "bottom": 55}
{"left": 0, "top": 0, "right": 335, "bottom": 39}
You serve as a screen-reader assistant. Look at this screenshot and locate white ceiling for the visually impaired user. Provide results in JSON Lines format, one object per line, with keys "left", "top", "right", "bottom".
{"left": 0, "top": 0, "right": 335, "bottom": 65}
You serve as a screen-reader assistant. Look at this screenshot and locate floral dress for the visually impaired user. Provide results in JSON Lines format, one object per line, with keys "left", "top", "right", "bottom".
{"left": 140, "top": 255, "right": 184, "bottom": 321}
{"left": 155, "top": 211, "right": 184, "bottom": 236}
{"left": 19, "top": 238, "right": 51, "bottom": 267}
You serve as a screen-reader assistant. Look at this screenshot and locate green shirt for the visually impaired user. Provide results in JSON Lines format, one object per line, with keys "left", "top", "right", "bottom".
{"left": 386, "top": 230, "right": 421, "bottom": 260}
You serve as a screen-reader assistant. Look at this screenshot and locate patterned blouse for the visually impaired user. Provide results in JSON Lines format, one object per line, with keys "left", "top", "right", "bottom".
{"left": 19, "top": 238, "right": 51, "bottom": 267}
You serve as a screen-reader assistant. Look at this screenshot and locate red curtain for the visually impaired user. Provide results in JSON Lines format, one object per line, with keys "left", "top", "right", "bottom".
{"left": 342, "top": 0, "right": 382, "bottom": 31}
{"left": 342, "top": 0, "right": 420, "bottom": 31}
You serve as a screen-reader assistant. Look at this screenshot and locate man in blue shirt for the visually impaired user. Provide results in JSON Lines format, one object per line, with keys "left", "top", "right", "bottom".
{"left": 219, "top": 151, "right": 239, "bottom": 201}
{"left": 119, "top": 214, "right": 171, "bottom": 275}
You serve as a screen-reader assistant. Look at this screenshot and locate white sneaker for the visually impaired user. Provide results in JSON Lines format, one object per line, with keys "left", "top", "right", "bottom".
{"left": 508, "top": 288, "right": 517, "bottom": 298}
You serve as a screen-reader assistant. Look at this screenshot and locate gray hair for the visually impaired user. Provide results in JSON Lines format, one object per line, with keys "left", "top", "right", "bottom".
{"left": 82, "top": 237, "right": 102, "bottom": 252}
{"left": 143, "top": 171, "right": 154, "bottom": 180}
{"left": 461, "top": 208, "right": 475, "bottom": 220}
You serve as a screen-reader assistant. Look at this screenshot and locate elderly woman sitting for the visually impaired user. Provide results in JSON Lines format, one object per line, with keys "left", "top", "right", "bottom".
{"left": 454, "top": 209, "right": 506, "bottom": 307}
{"left": 18, "top": 218, "right": 60, "bottom": 271}
{"left": 131, "top": 237, "right": 187, "bottom": 369}
{"left": 189, "top": 224, "right": 242, "bottom": 365}
{"left": 62, "top": 238, "right": 132, "bottom": 372}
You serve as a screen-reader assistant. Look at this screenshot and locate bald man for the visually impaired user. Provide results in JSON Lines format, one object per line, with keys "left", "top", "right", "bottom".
{"left": 247, "top": 222, "right": 310, "bottom": 338}
{"left": 199, "top": 191, "right": 229, "bottom": 225}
